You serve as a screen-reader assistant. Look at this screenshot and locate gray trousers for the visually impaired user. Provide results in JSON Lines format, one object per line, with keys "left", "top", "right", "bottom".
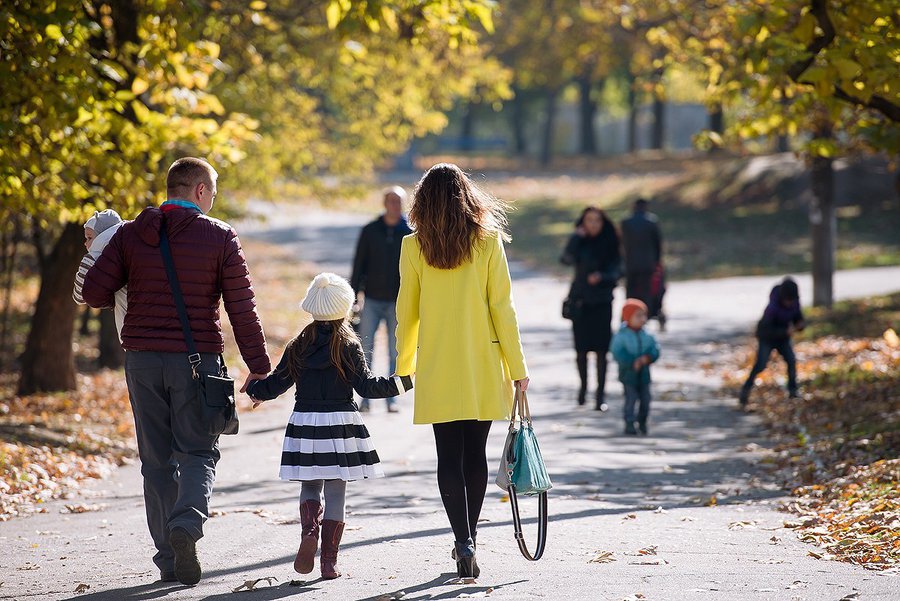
{"left": 124, "top": 351, "right": 222, "bottom": 572}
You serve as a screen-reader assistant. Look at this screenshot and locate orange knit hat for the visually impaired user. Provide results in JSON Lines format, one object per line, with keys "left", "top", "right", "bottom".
{"left": 622, "top": 298, "right": 648, "bottom": 323}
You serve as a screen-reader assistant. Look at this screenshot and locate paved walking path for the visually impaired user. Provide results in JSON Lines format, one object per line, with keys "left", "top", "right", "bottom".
{"left": 2, "top": 206, "right": 898, "bottom": 601}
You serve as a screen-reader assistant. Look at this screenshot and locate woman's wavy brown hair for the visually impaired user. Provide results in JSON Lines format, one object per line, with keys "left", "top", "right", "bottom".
{"left": 285, "top": 319, "right": 361, "bottom": 383}
{"left": 409, "top": 163, "right": 511, "bottom": 269}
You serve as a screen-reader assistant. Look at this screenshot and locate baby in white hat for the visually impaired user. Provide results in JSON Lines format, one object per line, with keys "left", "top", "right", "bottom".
{"left": 246, "top": 272, "right": 412, "bottom": 580}
{"left": 73, "top": 209, "right": 127, "bottom": 342}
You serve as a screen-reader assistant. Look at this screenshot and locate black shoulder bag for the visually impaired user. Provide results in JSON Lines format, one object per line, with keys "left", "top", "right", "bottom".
{"left": 159, "top": 216, "right": 239, "bottom": 436}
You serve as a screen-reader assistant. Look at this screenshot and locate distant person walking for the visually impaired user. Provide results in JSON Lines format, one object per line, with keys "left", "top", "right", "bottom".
{"left": 350, "top": 186, "right": 413, "bottom": 413}
{"left": 739, "top": 276, "right": 806, "bottom": 407}
{"left": 620, "top": 198, "right": 666, "bottom": 330}
{"left": 395, "top": 163, "right": 529, "bottom": 580}
{"left": 561, "top": 206, "right": 622, "bottom": 410}
{"left": 82, "top": 157, "right": 270, "bottom": 586}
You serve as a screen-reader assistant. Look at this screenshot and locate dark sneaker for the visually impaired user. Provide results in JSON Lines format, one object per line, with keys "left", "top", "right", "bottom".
{"left": 788, "top": 389, "right": 800, "bottom": 399}
{"left": 160, "top": 570, "right": 178, "bottom": 583}
{"left": 169, "top": 528, "right": 201, "bottom": 586}
{"left": 359, "top": 401, "right": 371, "bottom": 413}
{"left": 624, "top": 422, "right": 638, "bottom": 435}
{"left": 738, "top": 387, "right": 750, "bottom": 406}
{"left": 638, "top": 421, "right": 648, "bottom": 435}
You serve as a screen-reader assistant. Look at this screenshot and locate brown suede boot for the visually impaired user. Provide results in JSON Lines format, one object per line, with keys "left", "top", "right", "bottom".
{"left": 320, "top": 519, "right": 345, "bottom": 579}
{"left": 294, "top": 500, "right": 323, "bottom": 574}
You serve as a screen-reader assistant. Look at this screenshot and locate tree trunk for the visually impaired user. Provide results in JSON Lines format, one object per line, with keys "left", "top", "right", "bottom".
{"left": 18, "top": 222, "right": 85, "bottom": 394}
{"left": 650, "top": 81, "right": 665, "bottom": 151}
{"left": 460, "top": 100, "right": 476, "bottom": 152}
{"left": 577, "top": 75, "right": 598, "bottom": 155}
{"left": 0, "top": 219, "right": 19, "bottom": 372}
{"left": 98, "top": 309, "right": 124, "bottom": 369}
{"left": 708, "top": 104, "right": 724, "bottom": 134}
{"left": 627, "top": 72, "right": 638, "bottom": 153}
{"left": 809, "top": 125, "right": 835, "bottom": 308}
{"left": 776, "top": 91, "right": 790, "bottom": 152}
{"left": 539, "top": 87, "right": 558, "bottom": 167}
{"left": 510, "top": 84, "right": 528, "bottom": 156}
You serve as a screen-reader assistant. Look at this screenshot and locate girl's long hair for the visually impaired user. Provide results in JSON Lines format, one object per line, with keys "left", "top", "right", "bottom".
{"left": 285, "top": 319, "right": 361, "bottom": 383}
{"left": 409, "top": 163, "right": 511, "bottom": 269}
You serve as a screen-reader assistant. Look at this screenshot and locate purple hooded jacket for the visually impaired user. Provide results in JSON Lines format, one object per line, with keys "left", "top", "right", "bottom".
{"left": 755, "top": 282, "right": 804, "bottom": 341}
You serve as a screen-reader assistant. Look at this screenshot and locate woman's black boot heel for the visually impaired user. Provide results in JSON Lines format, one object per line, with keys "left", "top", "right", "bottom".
{"left": 454, "top": 538, "right": 476, "bottom": 580}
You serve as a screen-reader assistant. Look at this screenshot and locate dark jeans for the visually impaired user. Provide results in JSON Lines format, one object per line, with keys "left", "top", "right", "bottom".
{"left": 623, "top": 382, "right": 652, "bottom": 424}
{"left": 742, "top": 338, "right": 797, "bottom": 394}
{"left": 432, "top": 420, "right": 492, "bottom": 544}
{"left": 124, "top": 351, "right": 222, "bottom": 572}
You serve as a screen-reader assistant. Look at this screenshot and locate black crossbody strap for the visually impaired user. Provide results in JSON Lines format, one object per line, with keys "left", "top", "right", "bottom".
{"left": 159, "top": 214, "right": 202, "bottom": 377}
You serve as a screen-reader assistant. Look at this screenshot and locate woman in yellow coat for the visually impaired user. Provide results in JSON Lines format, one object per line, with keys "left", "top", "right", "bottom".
{"left": 395, "top": 163, "right": 529, "bottom": 580}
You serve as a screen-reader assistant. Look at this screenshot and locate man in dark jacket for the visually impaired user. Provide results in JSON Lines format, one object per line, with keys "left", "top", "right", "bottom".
{"left": 739, "top": 277, "right": 805, "bottom": 407}
{"left": 82, "top": 157, "right": 270, "bottom": 585}
{"left": 620, "top": 198, "right": 666, "bottom": 329}
{"left": 349, "top": 186, "right": 412, "bottom": 412}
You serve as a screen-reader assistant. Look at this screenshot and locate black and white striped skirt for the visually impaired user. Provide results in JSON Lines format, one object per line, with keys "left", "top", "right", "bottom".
{"left": 279, "top": 401, "right": 384, "bottom": 481}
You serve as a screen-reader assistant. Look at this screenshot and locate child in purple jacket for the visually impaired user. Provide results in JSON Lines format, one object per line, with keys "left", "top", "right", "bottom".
{"left": 739, "top": 277, "right": 806, "bottom": 407}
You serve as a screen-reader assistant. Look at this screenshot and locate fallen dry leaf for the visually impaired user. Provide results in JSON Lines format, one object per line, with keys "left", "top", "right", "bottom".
{"left": 232, "top": 576, "right": 278, "bottom": 592}
{"left": 74, "top": 583, "right": 90, "bottom": 593}
{"left": 63, "top": 503, "right": 106, "bottom": 514}
{"left": 589, "top": 550, "right": 616, "bottom": 564}
{"left": 637, "top": 545, "right": 658, "bottom": 556}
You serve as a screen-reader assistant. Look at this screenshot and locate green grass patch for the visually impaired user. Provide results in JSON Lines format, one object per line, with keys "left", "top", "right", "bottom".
{"left": 798, "top": 292, "right": 900, "bottom": 340}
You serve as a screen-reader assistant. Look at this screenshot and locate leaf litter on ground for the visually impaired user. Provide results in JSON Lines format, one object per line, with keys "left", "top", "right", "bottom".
{"left": 723, "top": 297, "right": 900, "bottom": 571}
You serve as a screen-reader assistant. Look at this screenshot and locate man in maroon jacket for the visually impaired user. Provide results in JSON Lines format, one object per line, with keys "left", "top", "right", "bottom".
{"left": 83, "top": 157, "right": 270, "bottom": 585}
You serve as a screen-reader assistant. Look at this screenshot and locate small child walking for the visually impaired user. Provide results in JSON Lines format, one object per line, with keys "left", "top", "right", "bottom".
{"left": 739, "top": 276, "right": 805, "bottom": 407}
{"left": 247, "top": 272, "right": 412, "bottom": 580}
{"left": 73, "top": 209, "right": 127, "bottom": 341}
{"left": 611, "top": 299, "right": 660, "bottom": 435}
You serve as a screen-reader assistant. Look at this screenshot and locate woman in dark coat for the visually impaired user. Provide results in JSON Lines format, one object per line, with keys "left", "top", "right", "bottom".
{"left": 561, "top": 207, "right": 622, "bottom": 410}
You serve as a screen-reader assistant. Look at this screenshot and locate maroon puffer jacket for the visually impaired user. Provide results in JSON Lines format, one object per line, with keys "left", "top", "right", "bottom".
{"left": 82, "top": 206, "right": 270, "bottom": 374}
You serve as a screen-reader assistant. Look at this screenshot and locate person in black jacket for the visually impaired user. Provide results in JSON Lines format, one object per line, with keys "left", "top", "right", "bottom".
{"left": 739, "top": 277, "right": 805, "bottom": 407}
{"left": 349, "top": 186, "right": 414, "bottom": 413}
{"left": 620, "top": 198, "right": 666, "bottom": 330}
{"left": 248, "top": 273, "right": 413, "bottom": 580}
{"left": 561, "top": 206, "right": 623, "bottom": 410}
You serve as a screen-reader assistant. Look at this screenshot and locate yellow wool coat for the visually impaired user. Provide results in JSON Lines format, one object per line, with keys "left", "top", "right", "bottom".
{"left": 395, "top": 232, "right": 528, "bottom": 424}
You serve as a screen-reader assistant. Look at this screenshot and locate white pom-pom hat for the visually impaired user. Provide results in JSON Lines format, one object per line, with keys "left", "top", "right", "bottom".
{"left": 300, "top": 272, "right": 355, "bottom": 321}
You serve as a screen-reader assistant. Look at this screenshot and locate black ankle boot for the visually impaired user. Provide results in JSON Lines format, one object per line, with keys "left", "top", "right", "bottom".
{"left": 577, "top": 387, "right": 587, "bottom": 406}
{"left": 454, "top": 538, "right": 476, "bottom": 579}
{"left": 451, "top": 534, "right": 479, "bottom": 577}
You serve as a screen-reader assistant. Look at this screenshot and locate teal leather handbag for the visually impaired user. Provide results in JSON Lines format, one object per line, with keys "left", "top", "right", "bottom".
{"left": 496, "top": 387, "right": 551, "bottom": 560}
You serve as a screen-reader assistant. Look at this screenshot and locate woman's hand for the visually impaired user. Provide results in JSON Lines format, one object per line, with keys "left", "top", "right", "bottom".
{"left": 515, "top": 377, "right": 530, "bottom": 392}
{"left": 575, "top": 225, "right": 587, "bottom": 237}
{"left": 587, "top": 272, "right": 602, "bottom": 285}
{"left": 251, "top": 399, "right": 265, "bottom": 410}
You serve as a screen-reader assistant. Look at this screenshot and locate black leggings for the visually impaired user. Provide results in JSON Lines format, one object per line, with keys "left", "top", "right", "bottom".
{"left": 432, "top": 420, "right": 492, "bottom": 543}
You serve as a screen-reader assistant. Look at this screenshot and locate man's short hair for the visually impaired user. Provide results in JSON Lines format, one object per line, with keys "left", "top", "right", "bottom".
{"left": 383, "top": 185, "right": 408, "bottom": 202}
{"left": 634, "top": 197, "right": 649, "bottom": 210}
{"left": 167, "top": 157, "right": 217, "bottom": 196}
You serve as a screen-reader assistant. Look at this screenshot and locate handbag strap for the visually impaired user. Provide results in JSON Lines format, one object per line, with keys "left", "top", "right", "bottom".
{"left": 508, "top": 486, "right": 548, "bottom": 561}
{"left": 506, "top": 384, "right": 547, "bottom": 561}
{"left": 158, "top": 214, "right": 202, "bottom": 378}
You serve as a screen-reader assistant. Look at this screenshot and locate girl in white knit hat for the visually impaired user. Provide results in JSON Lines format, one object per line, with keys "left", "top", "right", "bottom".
{"left": 247, "top": 272, "right": 412, "bottom": 580}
